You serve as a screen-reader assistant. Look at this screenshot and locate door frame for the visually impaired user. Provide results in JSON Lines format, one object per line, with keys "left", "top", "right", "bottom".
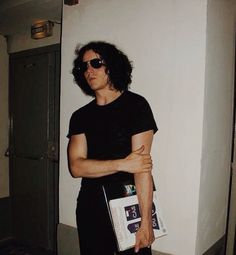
{"left": 225, "top": 42, "right": 236, "bottom": 255}
{"left": 8, "top": 44, "right": 60, "bottom": 252}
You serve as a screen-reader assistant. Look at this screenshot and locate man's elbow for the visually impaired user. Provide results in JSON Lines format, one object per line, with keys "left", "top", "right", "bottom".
{"left": 69, "top": 162, "right": 82, "bottom": 178}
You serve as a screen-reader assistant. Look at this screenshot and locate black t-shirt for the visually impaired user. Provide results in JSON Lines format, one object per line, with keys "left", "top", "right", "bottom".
{"left": 67, "top": 90, "right": 158, "bottom": 186}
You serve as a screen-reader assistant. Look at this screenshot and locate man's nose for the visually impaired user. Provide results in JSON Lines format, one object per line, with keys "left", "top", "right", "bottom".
{"left": 86, "top": 62, "right": 94, "bottom": 73}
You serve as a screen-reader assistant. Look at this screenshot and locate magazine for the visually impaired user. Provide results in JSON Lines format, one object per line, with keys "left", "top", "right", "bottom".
{"left": 102, "top": 179, "right": 167, "bottom": 251}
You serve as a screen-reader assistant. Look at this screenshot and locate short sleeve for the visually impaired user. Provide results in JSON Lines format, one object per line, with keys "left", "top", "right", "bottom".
{"left": 67, "top": 110, "right": 85, "bottom": 138}
{"left": 129, "top": 96, "right": 158, "bottom": 136}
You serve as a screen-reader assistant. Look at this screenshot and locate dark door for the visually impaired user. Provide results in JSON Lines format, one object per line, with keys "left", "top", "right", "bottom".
{"left": 9, "top": 45, "right": 60, "bottom": 251}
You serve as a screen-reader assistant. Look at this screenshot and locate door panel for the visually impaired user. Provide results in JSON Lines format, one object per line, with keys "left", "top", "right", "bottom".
{"left": 11, "top": 55, "right": 48, "bottom": 158}
{"left": 11, "top": 158, "right": 48, "bottom": 247}
{"left": 9, "top": 45, "right": 60, "bottom": 251}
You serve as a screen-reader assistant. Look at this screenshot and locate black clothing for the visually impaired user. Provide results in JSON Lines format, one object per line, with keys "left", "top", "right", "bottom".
{"left": 68, "top": 90, "right": 157, "bottom": 255}
{"left": 68, "top": 90, "right": 157, "bottom": 186}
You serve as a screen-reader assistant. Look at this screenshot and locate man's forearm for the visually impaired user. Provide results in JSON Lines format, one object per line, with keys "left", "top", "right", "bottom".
{"left": 68, "top": 143, "right": 152, "bottom": 178}
{"left": 134, "top": 172, "right": 153, "bottom": 223}
{"left": 69, "top": 157, "right": 121, "bottom": 178}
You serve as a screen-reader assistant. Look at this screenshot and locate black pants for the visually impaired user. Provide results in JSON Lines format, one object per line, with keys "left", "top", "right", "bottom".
{"left": 76, "top": 185, "right": 152, "bottom": 255}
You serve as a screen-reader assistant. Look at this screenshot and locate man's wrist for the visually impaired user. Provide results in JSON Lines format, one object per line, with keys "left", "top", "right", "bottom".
{"left": 115, "top": 158, "right": 125, "bottom": 172}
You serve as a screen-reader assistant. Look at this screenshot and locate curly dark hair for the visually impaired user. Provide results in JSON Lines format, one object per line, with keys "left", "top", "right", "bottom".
{"left": 72, "top": 41, "right": 133, "bottom": 97}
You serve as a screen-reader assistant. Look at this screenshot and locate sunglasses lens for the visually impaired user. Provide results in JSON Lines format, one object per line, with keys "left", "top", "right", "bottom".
{"left": 90, "top": 59, "right": 103, "bottom": 69}
{"left": 78, "top": 58, "right": 104, "bottom": 73}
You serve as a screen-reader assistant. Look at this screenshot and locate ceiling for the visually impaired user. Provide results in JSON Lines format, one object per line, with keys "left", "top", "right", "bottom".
{"left": 0, "top": 0, "right": 62, "bottom": 36}
{"left": 0, "top": 1, "right": 235, "bottom": 37}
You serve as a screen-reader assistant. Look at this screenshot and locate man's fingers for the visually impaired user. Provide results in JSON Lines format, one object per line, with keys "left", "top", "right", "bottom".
{"left": 143, "top": 157, "right": 152, "bottom": 164}
{"left": 134, "top": 241, "right": 140, "bottom": 253}
{"left": 143, "top": 157, "right": 153, "bottom": 171}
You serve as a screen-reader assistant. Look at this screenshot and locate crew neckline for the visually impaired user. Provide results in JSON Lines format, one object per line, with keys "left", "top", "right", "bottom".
{"left": 94, "top": 90, "right": 127, "bottom": 108}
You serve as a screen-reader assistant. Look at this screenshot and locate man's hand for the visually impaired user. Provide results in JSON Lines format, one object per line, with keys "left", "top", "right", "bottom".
{"left": 134, "top": 220, "right": 155, "bottom": 253}
{"left": 120, "top": 146, "right": 153, "bottom": 174}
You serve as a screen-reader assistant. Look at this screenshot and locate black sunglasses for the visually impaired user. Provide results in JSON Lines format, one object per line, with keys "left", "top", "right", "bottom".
{"left": 78, "top": 58, "right": 105, "bottom": 73}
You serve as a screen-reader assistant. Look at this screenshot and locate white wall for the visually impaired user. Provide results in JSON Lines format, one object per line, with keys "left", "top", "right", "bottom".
{"left": 60, "top": 1, "right": 207, "bottom": 254}
{"left": 196, "top": 1, "right": 236, "bottom": 254}
{"left": 7, "top": 23, "right": 61, "bottom": 53}
{"left": 0, "top": 35, "right": 9, "bottom": 198}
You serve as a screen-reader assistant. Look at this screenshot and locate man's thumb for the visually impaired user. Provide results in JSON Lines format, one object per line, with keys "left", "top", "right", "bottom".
{"left": 133, "top": 145, "right": 144, "bottom": 154}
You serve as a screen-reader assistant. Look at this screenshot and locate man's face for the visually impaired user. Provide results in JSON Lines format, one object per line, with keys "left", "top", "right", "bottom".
{"left": 82, "top": 50, "right": 110, "bottom": 93}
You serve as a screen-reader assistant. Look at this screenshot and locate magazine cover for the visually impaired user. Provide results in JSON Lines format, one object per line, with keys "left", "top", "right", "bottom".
{"left": 102, "top": 179, "right": 167, "bottom": 251}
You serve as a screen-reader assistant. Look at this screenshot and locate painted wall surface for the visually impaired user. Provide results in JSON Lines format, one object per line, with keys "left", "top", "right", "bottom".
{"left": 7, "top": 23, "right": 61, "bottom": 53}
{"left": 0, "top": 35, "right": 9, "bottom": 198}
{"left": 196, "top": 1, "right": 235, "bottom": 254}
{"left": 60, "top": 1, "right": 207, "bottom": 254}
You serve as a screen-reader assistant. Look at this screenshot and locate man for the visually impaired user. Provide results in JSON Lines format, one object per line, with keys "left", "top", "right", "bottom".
{"left": 67, "top": 41, "right": 158, "bottom": 255}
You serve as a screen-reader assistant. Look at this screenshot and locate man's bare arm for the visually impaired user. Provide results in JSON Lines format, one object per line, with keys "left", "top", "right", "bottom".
{"left": 132, "top": 130, "right": 155, "bottom": 252}
{"left": 67, "top": 133, "right": 153, "bottom": 178}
